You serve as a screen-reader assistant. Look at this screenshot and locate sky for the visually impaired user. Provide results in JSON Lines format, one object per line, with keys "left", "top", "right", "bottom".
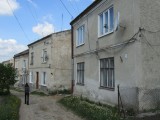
{"left": 0, "top": 0, "right": 94, "bottom": 62}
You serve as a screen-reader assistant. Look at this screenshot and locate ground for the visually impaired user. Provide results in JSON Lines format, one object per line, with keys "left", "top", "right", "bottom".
{"left": 11, "top": 90, "right": 83, "bottom": 120}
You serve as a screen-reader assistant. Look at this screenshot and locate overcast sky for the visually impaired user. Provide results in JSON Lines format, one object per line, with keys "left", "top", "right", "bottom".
{"left": 0, "top": 0, "right": 93, "bottom": 62}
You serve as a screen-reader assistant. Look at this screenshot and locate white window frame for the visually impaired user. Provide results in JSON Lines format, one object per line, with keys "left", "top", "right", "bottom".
{"left": 100, "top": 57, "right": 115, "bottom": 89}
{"left": 29, "top": 72, "right": 33, "bottom": 83}
{"left": 42, "top": 49, "right": 47, "bottom": 63}
{"left": 98, "top": 6, "right": 114, "bottom": 37}
{"left": 41, "top": 72, "right": 46, "bottom": 86}
{"left": 76, "top": 25, "right": 85, "bottom": 46}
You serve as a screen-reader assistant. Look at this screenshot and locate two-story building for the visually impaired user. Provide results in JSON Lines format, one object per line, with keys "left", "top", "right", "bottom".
{"left": 28, "top": 30, "right": 71, "bottom": 92}
{"left": 70, "top": 0, "right": 160, "bottom": 111}
{"left": 14, "top": 49, "right": 29, "bottom": 86}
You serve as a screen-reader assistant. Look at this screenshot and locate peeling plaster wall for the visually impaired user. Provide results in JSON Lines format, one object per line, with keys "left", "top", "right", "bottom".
{"left": 29, "top": 30, "right": 71, "bottom": 92}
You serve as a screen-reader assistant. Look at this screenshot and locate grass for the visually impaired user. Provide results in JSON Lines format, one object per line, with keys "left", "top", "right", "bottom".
{"left": 11, "top": 87, "right": 24, "bottom": 92}
{"left": 31, "top": 91, "right": 48, "bottom": 96}
{"left": 49, "top": 89, "right": 71, "bottom": 95}
{"left": 0, "top": 95, "right": 21, "bottom": 120}
{"left": 59, "top": 96, "right": 121, "bottom": 120}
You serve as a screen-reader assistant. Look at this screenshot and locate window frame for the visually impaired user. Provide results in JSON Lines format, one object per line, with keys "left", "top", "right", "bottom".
{"left": 98, "top": 6, "right": 114, "bottom": 37}
{"left": 30, "top": 52, "right": 34, "bottom": 65}
{"left": 76, "top": 25, "right": 85, "bottom": 47}
{"left": 77, "top": 62, "right": 85, "bottom": 85}
{"left": 41, "top": 72, "right": 46, "bottom": 86}
{"left": 99, "top": 57, "right": 115, "bottom": 90}
{"left": 29, "top": 71, "right": 33, "bottom": 83}
{"left": 42, "top": 49, "right": 47, "bottom": 63}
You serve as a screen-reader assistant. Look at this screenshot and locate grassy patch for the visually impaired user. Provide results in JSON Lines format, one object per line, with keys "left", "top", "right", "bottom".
{"left": 59, "top": 96, "right": 121, "bottom": 120}
{"left": 31, "top": 91, "right": 48, "bottom": 96}
{"left": 0, "top": 95, "right": 21, "bottom": 120}
{"left": 49, "top": 89, "right": 71, "bottom": 95}
{"left": 11, "top": 87, "right": 24, "bottom": 92}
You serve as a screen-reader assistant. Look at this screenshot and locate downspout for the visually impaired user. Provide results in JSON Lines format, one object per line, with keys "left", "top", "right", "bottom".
{"left": 71, "top": 26, "right": 74, "bottom": 94}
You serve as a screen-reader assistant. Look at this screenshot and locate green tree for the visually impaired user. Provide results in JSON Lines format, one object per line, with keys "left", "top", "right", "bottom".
{"left": 0, "top": 63, "right": 16, "bottom": 95}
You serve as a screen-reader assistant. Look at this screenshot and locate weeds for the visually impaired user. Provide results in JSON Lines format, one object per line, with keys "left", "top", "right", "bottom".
{"left": 0, "top": 95, "right": 21, "bottom": 120}
{"left": 31, "top": 91, "right": 48, "bottom": 96}
{"left": 59, "top": 96, "right": 121, "bottom": 120}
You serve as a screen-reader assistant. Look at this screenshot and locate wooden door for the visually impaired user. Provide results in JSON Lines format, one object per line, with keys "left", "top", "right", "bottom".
{"left": 36, "top": 72, "right": 39, "bottom": 89}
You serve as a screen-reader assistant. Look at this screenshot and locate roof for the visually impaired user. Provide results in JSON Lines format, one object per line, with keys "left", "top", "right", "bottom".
{"left": 70, "top": 0, "right": 102, "bottom": 25}
{"left": 14, "top": 49, "right": 29, "bottom": 58}
{"left": 28, "top": 30, "right": 71, "bottom": 46}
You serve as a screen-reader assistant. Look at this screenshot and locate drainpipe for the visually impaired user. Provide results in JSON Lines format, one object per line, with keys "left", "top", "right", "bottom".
{"left": 71, "top": 26, "right": 74, "bottom": 94}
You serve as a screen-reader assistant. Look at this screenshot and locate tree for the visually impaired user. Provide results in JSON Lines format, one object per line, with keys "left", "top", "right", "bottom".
{"left": 0, "top": 63, "right": 16, "bottom": 95}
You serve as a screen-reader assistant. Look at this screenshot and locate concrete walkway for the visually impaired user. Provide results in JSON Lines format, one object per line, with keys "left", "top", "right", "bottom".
{"left": 11, "top": 91, "right": 83, "bottom": 120}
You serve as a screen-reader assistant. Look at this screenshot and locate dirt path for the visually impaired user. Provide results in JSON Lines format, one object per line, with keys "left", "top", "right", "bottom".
{"left": 11, "top": 90, "right": 83, "bottom": 120}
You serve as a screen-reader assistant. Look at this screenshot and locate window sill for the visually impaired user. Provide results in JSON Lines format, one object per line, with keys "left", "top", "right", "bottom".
{"left": 41, "top": 84, "right": 47, "bottom": 87}
{"left": 99, "top": 86, "right": 115, "bottom": 91}
{"left": 42, "top": 61, "right": 47, "bottom": 64}
{"left": 76, "top": 43, "right": 85, "bottom": 48}
{"left": 98, "top": 31, "right": 114, "bottom": 39}
{"left": 76, "top": 83, "right": 85, "bottom": 86}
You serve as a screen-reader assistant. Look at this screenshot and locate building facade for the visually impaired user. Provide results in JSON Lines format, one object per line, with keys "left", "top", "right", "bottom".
{"left": 14, "top": 49, "right": 29, "bottom": 86}
{"left": 70, "top": 0, "right": 160, "bottom": 111}
{"left": 28, "top": 30, "right": 71, "bottom": 92}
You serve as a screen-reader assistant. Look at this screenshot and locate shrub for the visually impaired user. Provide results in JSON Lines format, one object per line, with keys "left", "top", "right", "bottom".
{"left": 0, "top": 95, "right": 21, "bottom": 120}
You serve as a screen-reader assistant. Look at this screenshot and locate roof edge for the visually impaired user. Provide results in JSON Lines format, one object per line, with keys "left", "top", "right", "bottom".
{"left": 70, "top": 0, "right": 102, "bottom": 25}
{"left": 14, "top": 49, "right": 29, "bottom": 58}
{"left": 28, "top": 29, "right": 71, "bottom": 47}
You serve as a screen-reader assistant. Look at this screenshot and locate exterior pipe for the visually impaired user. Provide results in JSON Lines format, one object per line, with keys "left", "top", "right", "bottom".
{"left": 71, "top": 26, "right": 74, "bottom": 94}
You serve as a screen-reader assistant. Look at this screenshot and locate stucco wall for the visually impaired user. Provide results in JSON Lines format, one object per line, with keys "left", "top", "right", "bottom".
{"left": 29, "top": 30, "right": 71, "bottom": 92}
{"left": 14, "top": 54, "right": 29, "bottom": 83}
{"left": 138, "top": 0, "right": 160, "bottom": 110}
{"left": 72, "top": 0, "right": 142, "bottom": 109}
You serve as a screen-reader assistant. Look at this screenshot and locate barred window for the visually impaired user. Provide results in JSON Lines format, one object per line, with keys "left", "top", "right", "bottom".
{"left": 77, "top": 62, "right": 84, "bottom": 85}
{"left": 100, "top": 58, "right": 114, "bottom": 89}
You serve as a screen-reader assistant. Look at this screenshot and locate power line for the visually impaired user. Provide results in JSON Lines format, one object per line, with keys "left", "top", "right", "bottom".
{"left": 68, "top": 0, "right": 78, "bottom": 16}
{"left": 7, "top": 0, "right": 30, "bottom": 42}
{"left": 59, "top": 0, "right": 73, "bottom": 19}
{"left": 26, "top": 1, "right": 38, "bottom": 24}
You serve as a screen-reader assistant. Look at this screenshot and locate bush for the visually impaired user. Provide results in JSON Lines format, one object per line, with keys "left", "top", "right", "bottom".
{"left": 59, "top": 96, "right": 120, "bottom": 120}
{"left": 0, "top": 63, "right": 17, "bottom": 95}
{"left": 0, "top": 95, "right": 21, "bottom": 120}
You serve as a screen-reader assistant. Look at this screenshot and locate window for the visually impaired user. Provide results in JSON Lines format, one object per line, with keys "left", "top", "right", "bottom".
{"left": 42, "top": 49, "right": 48, "bottom": 63}
{"left": 77, "top": 62, "right": 84, "bottom": 85}
{"left": 23, "top": 60, "right": 26, "bottom": 68}
{"left": 29, "top": 72, "right": 33, "bottom": 83}
{"left": 100, "top": 58, "right": 114, "bottom": 89}
{"left": 98, "top": 6, "right": 114, "bottom": 36}
{"left": 30, "top": 52, "right": 34, "bottom": 65}
{"left": 76, "top": 25, "right": 85, "bottom": 46}
{"left": 42, "top": 72, "right": 46, "bottom": 85}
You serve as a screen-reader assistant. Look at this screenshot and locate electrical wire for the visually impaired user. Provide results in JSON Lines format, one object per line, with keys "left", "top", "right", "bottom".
{"left": 74, "top": 30, "right": 140, "bottom": 57}
{"left": 59, "top": 0, "right": 74, "bottom": 19}
{"left": 26, "top": 1, "right": 38, "bottom": 24}
{"left": 140, "top": 33, "right": 160, "bottom": 57}
{"left": 7, "top": 0, "right": 30, "bottom": 42}
{"left": 68, "top": 0, "right": 78, "bottom": 16}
